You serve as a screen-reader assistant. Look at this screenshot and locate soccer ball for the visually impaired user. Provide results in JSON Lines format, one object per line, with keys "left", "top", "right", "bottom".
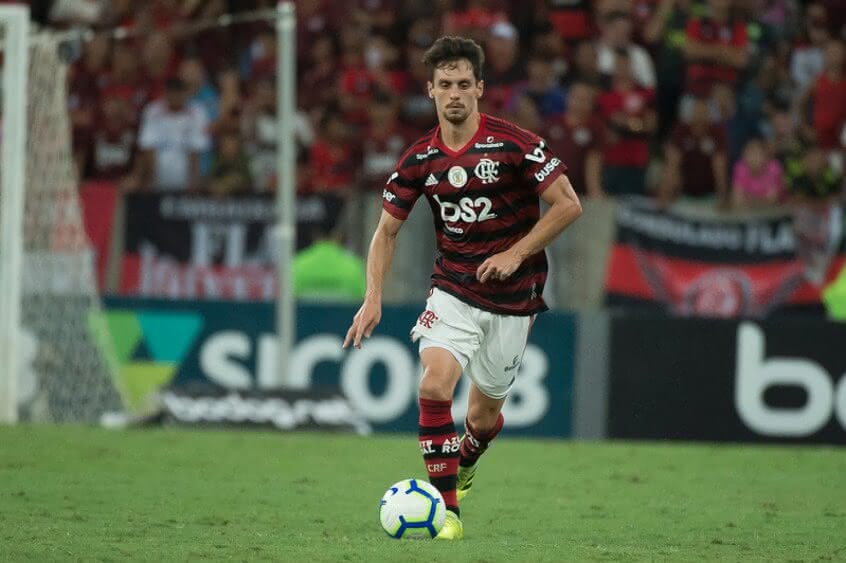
{"left": 379, "top": 478, "right": 446, "bottom": 539}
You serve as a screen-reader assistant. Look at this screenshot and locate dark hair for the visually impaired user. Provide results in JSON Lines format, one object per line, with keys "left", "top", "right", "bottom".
{"left": 422, "top": 36, "right": 485, "bottom": 82}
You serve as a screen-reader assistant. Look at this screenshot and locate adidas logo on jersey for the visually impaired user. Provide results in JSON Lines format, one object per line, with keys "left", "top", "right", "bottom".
{"left": 425, "top": 174, "right": 438, "bottom": 187}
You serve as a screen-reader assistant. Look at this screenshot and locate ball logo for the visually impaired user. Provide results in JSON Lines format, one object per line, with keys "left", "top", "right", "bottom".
{"left": 474, "top": 158, "right": 500, "bottom": 184}
{"left": 447, "top": 166, "right": 468, "bottom": 188}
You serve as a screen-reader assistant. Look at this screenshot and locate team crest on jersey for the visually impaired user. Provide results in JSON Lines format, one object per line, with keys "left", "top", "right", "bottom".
{"left": 447, "top": 166, "right": 468, "bottom": 188}
{"left": 474, "top": 158, "right": 500, "bottom": 184}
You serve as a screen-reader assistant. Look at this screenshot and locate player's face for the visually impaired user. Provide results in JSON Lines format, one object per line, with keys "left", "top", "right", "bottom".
{"left": 428, "top": 59, "right": 483, "bottom": 125}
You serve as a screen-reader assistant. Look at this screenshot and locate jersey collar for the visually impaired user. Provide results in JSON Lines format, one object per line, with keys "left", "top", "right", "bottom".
{"left": 431, "top": 113, "right": 487, "bottom": 158}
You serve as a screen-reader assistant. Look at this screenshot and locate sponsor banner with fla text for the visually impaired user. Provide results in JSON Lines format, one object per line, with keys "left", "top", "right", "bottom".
{"left": 119, "top": 193, "right": 344, "bottom": 300}
{"left": 606, "top": 197, "right": 845, "bottom": 317}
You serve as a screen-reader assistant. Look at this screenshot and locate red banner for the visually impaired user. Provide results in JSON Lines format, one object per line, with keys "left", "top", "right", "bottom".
{"left": 605, "top": 198, "right": 845, "bottom": 317}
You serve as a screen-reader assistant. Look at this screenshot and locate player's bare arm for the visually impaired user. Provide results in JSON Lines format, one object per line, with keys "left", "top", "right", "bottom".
{"left": 343, "top": 210, "right": 404, "bottom": 349}
{"left": 477, "top": 175, "right": 582, "bottom": 283}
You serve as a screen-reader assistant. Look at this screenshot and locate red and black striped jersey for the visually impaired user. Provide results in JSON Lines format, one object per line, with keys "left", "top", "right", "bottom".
{"left": 382, "top": 113, "right": 568, "bottom": 316}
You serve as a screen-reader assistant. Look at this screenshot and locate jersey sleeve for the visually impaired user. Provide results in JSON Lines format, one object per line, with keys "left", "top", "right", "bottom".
{"left": 518, "top": 136, "right": 568, "bottom": 196}
{"left": 381, "top": 167, "right": 421, "bottom": 220}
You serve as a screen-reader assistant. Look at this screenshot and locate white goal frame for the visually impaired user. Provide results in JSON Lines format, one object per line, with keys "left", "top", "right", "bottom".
{"left": 0, "top": 5, "right": 30, "bottom": 424}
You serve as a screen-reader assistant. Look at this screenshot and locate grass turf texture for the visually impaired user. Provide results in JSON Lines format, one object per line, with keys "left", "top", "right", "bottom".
{"left": 1, "top": 426, "right": 844, "bottom": 562}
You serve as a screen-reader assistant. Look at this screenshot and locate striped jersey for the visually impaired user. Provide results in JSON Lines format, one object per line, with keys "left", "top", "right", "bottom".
{"left": 382, "top": 113, "right": 567, "bottom": 315}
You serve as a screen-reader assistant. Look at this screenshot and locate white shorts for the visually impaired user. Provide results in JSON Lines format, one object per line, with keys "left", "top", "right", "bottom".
{"left": 410, "top": 288, "right": 533, "bottom": 399}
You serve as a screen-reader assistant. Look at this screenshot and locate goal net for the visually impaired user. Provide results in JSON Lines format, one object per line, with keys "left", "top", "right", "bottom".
{"left": 1, "top": 19, "right": 124, "bottom": 422}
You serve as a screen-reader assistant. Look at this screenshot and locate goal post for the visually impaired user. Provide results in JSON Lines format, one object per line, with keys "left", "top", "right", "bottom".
{"left": 0, "top": 18, "right": 124, "bottom": 424}
{"left": 0, "top": 5, "right": 30, "bottom": 424}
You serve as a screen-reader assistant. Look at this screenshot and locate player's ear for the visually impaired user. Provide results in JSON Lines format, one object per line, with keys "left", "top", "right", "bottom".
{"left": 476, "top": 79, "right": 484, "bottom": 99}
{"left": 427, "top": 81, "right": 434, "bottom": 99}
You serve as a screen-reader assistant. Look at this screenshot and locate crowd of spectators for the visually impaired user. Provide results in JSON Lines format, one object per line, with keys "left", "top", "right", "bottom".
{"left": 22, "top": 0, "right": 846, "bottom": 213}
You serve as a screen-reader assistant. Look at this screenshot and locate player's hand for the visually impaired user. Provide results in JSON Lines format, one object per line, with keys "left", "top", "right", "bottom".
{"left": 342, "top": 299, "right": 382, "bottom": 349}
{"left": 476, "top": 249, "right": 523, "bottom": 284}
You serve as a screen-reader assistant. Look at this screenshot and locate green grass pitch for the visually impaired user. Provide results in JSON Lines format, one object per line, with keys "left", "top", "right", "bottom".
{"left": 1, "top": 425, "right": 844, "bottom": 562}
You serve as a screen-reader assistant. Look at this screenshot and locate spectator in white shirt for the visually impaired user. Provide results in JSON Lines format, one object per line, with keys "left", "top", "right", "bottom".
{"left": 597, "top": 11, "right": 656, "bottom": 89}
{"left": 124, "top": 77, "right": 211, "bottom": 192}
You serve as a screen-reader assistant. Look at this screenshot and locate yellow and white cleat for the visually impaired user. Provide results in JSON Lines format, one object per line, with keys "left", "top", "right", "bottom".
{"left": 435, "top": 510, "right": 464, "bottom": 540}
{"left": 456, "top": 461, "right": 476, "bottom": 502}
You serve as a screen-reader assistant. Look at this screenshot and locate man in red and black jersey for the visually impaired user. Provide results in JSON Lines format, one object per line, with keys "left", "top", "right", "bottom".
{"left": 343, "top": 36, "right": 582, "bottom": 539}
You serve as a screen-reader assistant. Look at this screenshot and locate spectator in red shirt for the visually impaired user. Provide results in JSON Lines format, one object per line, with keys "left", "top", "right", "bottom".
{"left": 443, "top": 0, "right": 509, "bottom": 43}
{"left": 812, "top": 39, "right": 846, "bottom": 152}
{"left": 104, "top": 40, "right": 150, "bottom": 120}
{"left": 399, "top": 21, "right": 439, "bottom": 134}
{"left": 360, "top": 90, "right": 412, "bottom": 191}
{"left": 307, "top": 108, "right": 359, "bottom": 195}
{"left": 338, "top": 33, "right": 405, "bottom": 127}
{"left": 142, "top": 31, "right": 179, "bottom": 101}
{"left": 659, "top": 96, "right": 729, "bottom": 205}
{"left": 82, "top": 87, "right": 137, "bottom": 182}
{"left": 682, "top": 0, "right": 750, "bottom": 97}
{"left": 547, "top": 0, "right": 592, "bottom": 42}
{"left": 480, "top": 21, "right": 526, "bottom": 116}
{"left": 348, "top": 0, "right": 398, "bottom": 37}
{"left": 542, "top": 81, "right": 606, "bottom": 198}
{"left": 300, "top": 34, "right": 339, "bottom": 113}
{"left": 598, "top": 49, "right": 657, "bottom": 196}
{"left": 68, "top": 33, "right": 110, "bottom": 170}
{"left": 296, "top": 0, "right": 336, "bottom": 70}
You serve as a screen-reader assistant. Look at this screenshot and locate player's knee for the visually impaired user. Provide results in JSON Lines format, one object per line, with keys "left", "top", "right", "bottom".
{"left": 418, "top": 369, "right": 455, "bottom": 401}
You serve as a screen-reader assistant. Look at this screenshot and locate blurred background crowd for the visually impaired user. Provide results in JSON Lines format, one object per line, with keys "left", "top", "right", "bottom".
{"left": 7, "top": 0, "right": 842, "bottom": 214}
{"left": 1, "top": 0, "right": 844, "bottom": 317}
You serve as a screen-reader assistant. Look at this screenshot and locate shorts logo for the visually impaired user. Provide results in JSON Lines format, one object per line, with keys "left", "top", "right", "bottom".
{"left": 504, "top": 355, "right": 520, "bottom": 373}
{"left": 417, "top": 310, "right": 438, "bottom": 329}
{"left": 474, "top": 158, "right": 500, "bottom": 184}
{"left": 448, "top": 166, "right": 468, "bottom": 188}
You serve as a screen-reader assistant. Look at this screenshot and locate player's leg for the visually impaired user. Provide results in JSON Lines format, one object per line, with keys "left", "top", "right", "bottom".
{"left": 457, "top": 384, "right": 505, "bottom": 500}
{"left": 418, "top": 346, "right": 463, "bottom": 514}
{"left": 418, "top": 346, "right": 465, "bottom": 540}
{"left": 410, "top": 289, "right": 481, "bottom": 540}
{"left": 457, "top": 313, "right": 532, "bottom": 500}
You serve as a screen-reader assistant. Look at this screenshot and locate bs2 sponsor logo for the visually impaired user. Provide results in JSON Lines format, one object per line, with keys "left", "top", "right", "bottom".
{"left": 735, "top": 322, "right": 846, "bottom": 437}
{"left": 433, "top": 195, "right": 497, "bottom": 224}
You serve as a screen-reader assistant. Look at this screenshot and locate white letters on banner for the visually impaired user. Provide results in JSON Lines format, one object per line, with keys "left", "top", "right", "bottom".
{"left": 735, "top": 322, "right": 846, "bottom": 436}
{"left": 199, "top": 332, "right": 550, "bottom": 428}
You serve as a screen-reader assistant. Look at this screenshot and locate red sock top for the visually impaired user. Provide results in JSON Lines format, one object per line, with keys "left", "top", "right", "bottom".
{"left": 419, "top": 398, "right": 453, "bottom": 427}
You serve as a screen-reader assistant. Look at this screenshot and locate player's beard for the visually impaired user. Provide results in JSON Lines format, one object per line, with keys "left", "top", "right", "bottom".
{"left": 442, "top": 104, "right": 470, "bottom": 125}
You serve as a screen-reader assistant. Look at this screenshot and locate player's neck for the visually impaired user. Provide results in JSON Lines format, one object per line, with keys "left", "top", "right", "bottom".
{"left": 438, "top": 112, "right": 482, "bottom": 152}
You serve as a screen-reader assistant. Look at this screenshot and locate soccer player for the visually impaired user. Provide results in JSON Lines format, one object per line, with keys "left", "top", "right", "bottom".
{"left": 342, "top": 36, "right": 582, "bottom": 540}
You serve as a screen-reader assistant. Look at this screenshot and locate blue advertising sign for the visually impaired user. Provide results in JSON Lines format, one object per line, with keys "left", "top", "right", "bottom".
{"left": 102, "top": 298, "right": 576, "bottom": 437}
